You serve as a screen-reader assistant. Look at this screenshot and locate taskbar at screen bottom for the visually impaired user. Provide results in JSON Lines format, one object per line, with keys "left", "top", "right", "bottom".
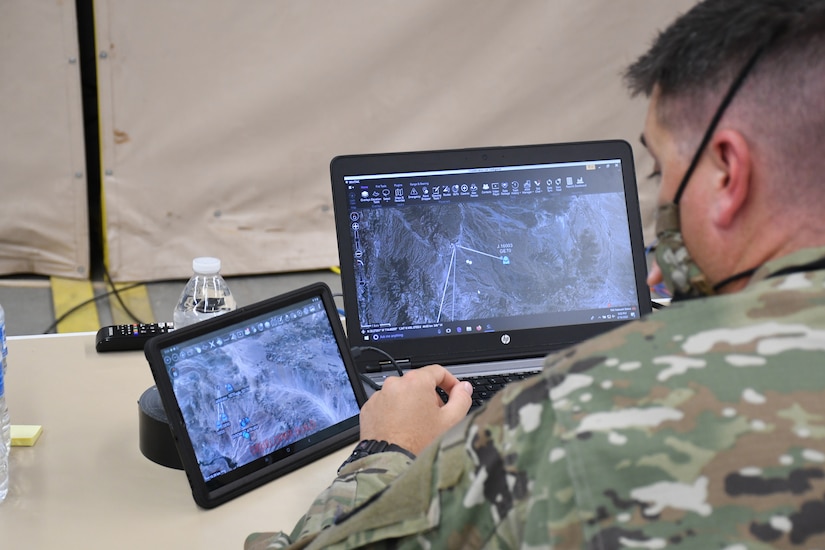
{"left": 358, "top": 304, "right": 641, "bottom": 343}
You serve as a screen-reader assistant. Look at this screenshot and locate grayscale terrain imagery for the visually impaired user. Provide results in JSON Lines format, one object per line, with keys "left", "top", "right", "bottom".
{"left": 354, "top": 194, "right": 636, "bottom": 327}
{"left": 169, "top": 313, "right": 359, "bottom": 481}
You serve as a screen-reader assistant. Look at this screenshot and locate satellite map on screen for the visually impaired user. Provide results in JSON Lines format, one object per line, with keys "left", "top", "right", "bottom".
{"left": 353, "top": 193, "right": 635, "bottom": 328}
{"left": 167, "top": 310, "right": 359, "bottom": 482}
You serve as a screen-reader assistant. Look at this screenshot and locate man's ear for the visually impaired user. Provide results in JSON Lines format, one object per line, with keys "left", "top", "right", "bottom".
{"left": 709, "top": 129, "right": 752, "bottom": 229}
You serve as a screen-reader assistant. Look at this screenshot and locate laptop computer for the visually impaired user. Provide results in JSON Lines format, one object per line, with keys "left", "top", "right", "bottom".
{"left": 144, "top": 282, "right": 367, "bottom": 508}
{"left": 330, "top": 140, "right": 651, "bottom": 394}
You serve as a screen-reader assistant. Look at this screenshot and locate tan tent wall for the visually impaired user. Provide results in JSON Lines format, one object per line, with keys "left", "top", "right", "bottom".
{"left": 0, "top": 2, "right": 89, "bottom": 279}
{"left": 97, "top": 0, "right": 702, "bottom": 282}
{"left": 1, "top": 1, "right": 698, "bottom": 282}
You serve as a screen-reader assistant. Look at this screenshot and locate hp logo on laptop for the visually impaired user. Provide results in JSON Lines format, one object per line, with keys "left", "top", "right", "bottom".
{"left": 501, "top": 334, "right": 511, "bottom": 345}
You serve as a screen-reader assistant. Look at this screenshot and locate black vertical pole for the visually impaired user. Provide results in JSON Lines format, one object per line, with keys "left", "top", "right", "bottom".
{"left": 75, "top": 0, "right": 103, "bottom": 280}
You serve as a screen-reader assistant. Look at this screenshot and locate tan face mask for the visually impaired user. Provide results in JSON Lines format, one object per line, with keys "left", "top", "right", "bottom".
{"left": 653, "top": 37, "right": 774, "bottom": 302}
{"left": 654, "top": 202, "right": 715, "bottom": 301}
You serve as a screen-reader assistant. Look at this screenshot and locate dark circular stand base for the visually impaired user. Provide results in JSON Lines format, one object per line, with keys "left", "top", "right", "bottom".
{"left": 138, "top": 385, "right": 183, "bottom": 470}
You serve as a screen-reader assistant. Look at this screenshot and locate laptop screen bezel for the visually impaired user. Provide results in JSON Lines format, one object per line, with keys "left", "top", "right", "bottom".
{"left": 330, "top": 140, "right": 652, "bottom": 369}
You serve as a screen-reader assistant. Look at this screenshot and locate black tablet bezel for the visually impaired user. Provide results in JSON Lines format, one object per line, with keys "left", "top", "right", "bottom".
{"left": 144, "top": 282, "right": 366, "bottom": 509}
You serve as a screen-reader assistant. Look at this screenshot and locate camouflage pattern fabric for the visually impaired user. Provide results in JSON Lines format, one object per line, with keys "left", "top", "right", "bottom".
{"left": 246, "top": 246, "right": 825, "bottom": 549}
{"left": 654, "top": 202, "right": 716, "bottom": 300}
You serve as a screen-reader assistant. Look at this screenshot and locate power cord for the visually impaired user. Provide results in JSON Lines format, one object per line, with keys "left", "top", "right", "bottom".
{"left": 102, "top": 263, "right": 146, "bottom": 325}
{"left": 43, "top": 281, "right": 144, "bottom": 334}
{"left": 46, "top": 266, "right": 345, "bottom": 335}
{"left": 44, "top": 262, "right": 169, "bottom": 333}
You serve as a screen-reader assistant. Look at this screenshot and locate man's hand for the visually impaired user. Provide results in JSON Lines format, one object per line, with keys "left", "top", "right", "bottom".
{"left": 359, "top": 365, "right": 474, "bottom": 455}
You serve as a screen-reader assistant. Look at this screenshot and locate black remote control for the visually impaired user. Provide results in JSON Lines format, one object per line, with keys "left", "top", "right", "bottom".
{"left": 95, "top": 322, "right": 175, "bottom": 352}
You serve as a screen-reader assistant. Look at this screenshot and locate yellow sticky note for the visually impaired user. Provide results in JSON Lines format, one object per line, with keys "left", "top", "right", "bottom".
{"left": 10, "top": 425, "right": 43, "bottom": 447}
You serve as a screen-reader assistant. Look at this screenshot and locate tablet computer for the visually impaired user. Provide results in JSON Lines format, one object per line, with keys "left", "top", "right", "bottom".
{"left": 144, "top": 282, "right": 367, "bottom": 508}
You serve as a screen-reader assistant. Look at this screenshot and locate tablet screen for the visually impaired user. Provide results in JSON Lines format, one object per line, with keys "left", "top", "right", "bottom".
{"left": 146, "top": 284, "right": 364, "bottom": 507}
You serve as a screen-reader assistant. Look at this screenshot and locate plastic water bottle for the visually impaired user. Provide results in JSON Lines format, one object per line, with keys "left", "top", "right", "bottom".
{"left": 172, "top": 257, "right": 237, "bottom": 329}
{"left": 1, "top": 302, "right": 6, "bottom": 377}
{"left": 0, "top": 370, "right": 7, "bottom": 503}
{"left": 0, "top": 302, "right": 9, "bottom": 502}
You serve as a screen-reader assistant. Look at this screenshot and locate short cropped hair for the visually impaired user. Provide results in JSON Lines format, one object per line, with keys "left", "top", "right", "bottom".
{"left": 624, "top": 0, "right": 824, "bottom": 98}
{"left": 625, "top": 0, "right": 825, "bottom": 183}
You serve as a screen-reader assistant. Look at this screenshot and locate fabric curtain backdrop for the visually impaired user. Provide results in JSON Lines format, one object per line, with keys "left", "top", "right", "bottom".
{"left": 0, "top": 2, "right": 89, "bottom": 279}
{"left": 1, "top": 1, "right": 697, "bottom": 281}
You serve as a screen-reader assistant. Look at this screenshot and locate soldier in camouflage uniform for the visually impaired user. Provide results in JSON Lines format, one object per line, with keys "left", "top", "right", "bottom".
{"left": 247, "top": 0, "right": 825, "bottom": 547}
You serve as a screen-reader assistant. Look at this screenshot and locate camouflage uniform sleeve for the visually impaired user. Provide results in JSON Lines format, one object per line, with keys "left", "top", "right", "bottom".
{"left": 259, "top": 367, "right": 589, "bottom": 549}
{"left": 244, "top": 337, "right": 649, "bottom": 549}
{"left": 244, "top": 451, "right": 415, "bottom": 549}
{"left": 248, "top": 247, "right": 825, "bottom": 549}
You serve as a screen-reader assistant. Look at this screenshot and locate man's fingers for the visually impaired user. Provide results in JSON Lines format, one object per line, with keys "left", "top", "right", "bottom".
{"left": 441, "top": 380, "right": 473, "bottom": 417}
{"left": 419, "top": 364, "right": 456, "bottom": 386}
{"left": 359, "top": 364, "right": 473, "bottom": 453}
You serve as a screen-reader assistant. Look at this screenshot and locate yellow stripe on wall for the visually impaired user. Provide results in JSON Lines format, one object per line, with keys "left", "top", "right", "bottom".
{"left": 50, "top": 277, "right": 100, "bottom": 333}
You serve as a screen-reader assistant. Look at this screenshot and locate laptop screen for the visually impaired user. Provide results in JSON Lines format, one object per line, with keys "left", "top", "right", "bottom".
{"left": 331, "top": 141, "right": 651, "bottom": 368}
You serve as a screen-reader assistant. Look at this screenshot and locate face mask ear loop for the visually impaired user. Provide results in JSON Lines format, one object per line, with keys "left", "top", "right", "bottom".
{"left": 671, "top": 34, "right": 779, "bottom": 206}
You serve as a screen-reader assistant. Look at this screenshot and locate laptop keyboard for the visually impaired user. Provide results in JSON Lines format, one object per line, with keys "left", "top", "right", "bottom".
{"left": 438, "top": 370, "right": 541, "bottom": 409}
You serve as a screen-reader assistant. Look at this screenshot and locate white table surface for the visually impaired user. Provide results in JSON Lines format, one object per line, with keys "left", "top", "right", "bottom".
{"left": 0, "top": 332, "right": 348, "bottom": 549}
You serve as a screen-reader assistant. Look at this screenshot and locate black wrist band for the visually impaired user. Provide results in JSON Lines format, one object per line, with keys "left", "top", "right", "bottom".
{"left": 338, "top": 439, "right": 416, "bottom": 472}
